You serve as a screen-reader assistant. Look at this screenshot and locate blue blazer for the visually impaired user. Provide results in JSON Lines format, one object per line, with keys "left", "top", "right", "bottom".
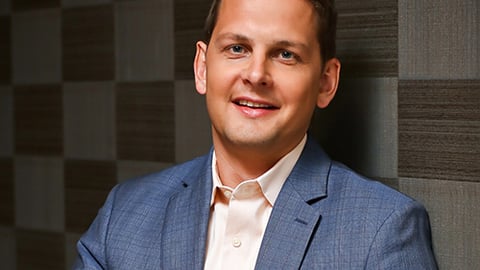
{"left": 74, "top": 138, "right": 437, "bottom": 269}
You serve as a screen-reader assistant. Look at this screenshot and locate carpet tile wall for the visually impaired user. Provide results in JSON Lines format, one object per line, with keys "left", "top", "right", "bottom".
{"left": 399, "top": 0, "right": 479, "bottom": 80}
{"left": 400, "top": 178, "right": 480, "bottom": 270}
{"left": 12, "top": 9, "right": 60, "bottom": 84}
{"left": 14, "top": 156, "right": 64, "bottom": 232}
{"left": 0, "top": 16, "right": 10, "bottom": 83}
{"left": 16, "top": 229, "right": 65, "bottom": 270}
{"left": 0, "top": 158, "right": 13, "bottom": 225}
{"left": 0, "top": 86, "right": 13, "bottom": 156}
{"left": 115, "top": 0, "right": 174, "bottom": 82}
{"left": 398, "top": 0, "right": 480, "bottom": 268}
{"left": 14, "top": 85, "right": 63, "bottom": 156}
{"left": 336, "top": 0, "right": 398, "bottom": 77}
{"left": 63, "top": 82, "right": 116, "bottom": 160}
{"left": 0, "top": 0, "right": 478, "bottom": 269}
{"left": 11, "top": 0, "right": 59, "bottom": 12}
{"left": 116, "top": 81, "right": 175, "bottom": 162}
{"left": 65, "top": 160, "right": 117, "bottom": 233}
{"left": 174, "top": 0, "right": 210, "bottom": 79}
{"left": 62, "top": 5, "right": 115, "bottom": 81}
{"left": 399, "top": 80, "right": 480, "bottom": 182}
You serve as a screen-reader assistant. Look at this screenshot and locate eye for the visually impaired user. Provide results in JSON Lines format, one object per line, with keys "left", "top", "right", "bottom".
{"left": 275, "top": 49, "right": 300, "bottom": 64}
{"left": 280, "top": 50, "right": 294, "bottom": 59}
{"left": 229, "top": 45, "right": 245, "bottom": 54}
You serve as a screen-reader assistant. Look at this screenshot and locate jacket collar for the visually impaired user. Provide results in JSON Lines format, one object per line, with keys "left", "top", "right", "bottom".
{"left": 161, "top": 151, "right": 214, "bottom": 270}
{"left": 255, "top": 137, "right": 331, "bottom": 269}
{"left": 161, "top": 137, "right": 331, "bottom": 269}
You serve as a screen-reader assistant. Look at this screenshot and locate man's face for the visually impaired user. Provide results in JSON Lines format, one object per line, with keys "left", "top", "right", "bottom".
{"left": 195, "top": 0, "right": 337, "bottom": 158}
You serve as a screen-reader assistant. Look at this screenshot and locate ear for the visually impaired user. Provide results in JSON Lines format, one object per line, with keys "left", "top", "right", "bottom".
{"left": 316, "top": 58, "right": 341, "bottom": 108}
{"left": 194, "top": 41, "right": 208, "bottom": 95}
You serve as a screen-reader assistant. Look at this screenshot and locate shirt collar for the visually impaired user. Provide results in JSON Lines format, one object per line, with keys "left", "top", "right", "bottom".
{"left": 210, "top": 134, "right": 307, "bottom": 206}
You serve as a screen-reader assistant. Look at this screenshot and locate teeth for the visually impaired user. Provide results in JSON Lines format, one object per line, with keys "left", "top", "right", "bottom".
{"left": 238, "top": 100, "right": 271, "bottom": 108}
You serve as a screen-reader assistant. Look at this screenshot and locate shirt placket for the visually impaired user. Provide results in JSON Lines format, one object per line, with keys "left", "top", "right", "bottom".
{"left": 220, "top": 181, "right": 266, "bottom": 270}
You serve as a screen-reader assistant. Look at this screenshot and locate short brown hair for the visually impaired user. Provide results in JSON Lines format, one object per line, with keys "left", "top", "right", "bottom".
{"left": 203, "top": 0, "right": 337, "bottom": 63}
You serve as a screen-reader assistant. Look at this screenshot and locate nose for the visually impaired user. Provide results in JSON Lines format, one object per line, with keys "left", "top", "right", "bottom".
{"left": 241, "top": 54, "right": 273, "bottom": 88}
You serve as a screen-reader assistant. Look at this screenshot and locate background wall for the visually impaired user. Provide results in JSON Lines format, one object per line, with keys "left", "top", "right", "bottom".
{"left": 0, "top": 0, "right": 478, "bottom": 269}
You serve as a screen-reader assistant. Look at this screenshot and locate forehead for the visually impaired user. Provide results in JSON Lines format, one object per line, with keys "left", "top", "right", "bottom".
{"left": 213, "top": 0, "right": 319, "bottom": 44}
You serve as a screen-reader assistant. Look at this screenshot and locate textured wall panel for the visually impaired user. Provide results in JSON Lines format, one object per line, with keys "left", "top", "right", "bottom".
{"left": 116, "top": 82, "right": 175, "bottom": 162}
{"left": 16, "top": 229, "right": 65, "bottom": 270}
{"left": 116, "top": 160, "right": 172, "bottom": 183}
{"left": 62, "top": 0, "right": 111, "bottom": 8}
{"left": 399, "top": 0, "right": 479, "bottom": 79}
{"left": 12, "top": 0, "right": 59, "bottom": 11}
{"left": 0, "top": 159, "right": 14, "bottom": 226}
{"left": 65, "top": 233, "right": 81, "bottom": 269}
{"left": 14, "top": 157, "right": 64, "bottom": 232}
{"left": 336, "top": 0, "right": 398, "bottom": 77}
{"left": 311, "top": 78, "right": 398, "bottom": 179}
{"left": 0, "top": 16, "right": 10, "bottom": 83}
{"left": 65, "top": 160, "right": 116, "bottom": 233}
{"left": 116, "top": 0, "right": 174, "bottom": 81}
{"left": 14, "top": 85, "right": 63, "bottom": 156}
{"left": 0, "top": 86, "right": 13, "bottom": 156}
{"left": 399, "top": 80, "right": 480, "bottom": 182}
{"left": 0, "top": 0, "right": 10, "bottom": 15}
{"left": 62, "top": 5, "right": 114, "bottom": 81}
{"left": 0, "top": 227, "right": 15, "bottom": 270}
{"left": 175, "top": 80, "right": 211, "bottom": 163}
{"left": 400, "top": 178, "right": 480, "bottom": 270}
{"left": 64, "top": 82, "right": 115, "bottom": 160}
{"left": 174, "top": 0, "right": 210, "bottom": 79}
{"left": 12, "top": 9, "right": 61, "bottom": 84}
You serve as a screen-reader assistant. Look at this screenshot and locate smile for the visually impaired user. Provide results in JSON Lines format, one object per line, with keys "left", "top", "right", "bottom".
{"left": 236, "top": 100, "right": 275, "bottom": 109}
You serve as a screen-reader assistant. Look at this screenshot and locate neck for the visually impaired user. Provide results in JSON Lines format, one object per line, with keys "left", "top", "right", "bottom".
{"left": 214, "top": 148, "right": 277, "bottom": 188}
{"left": 213, "top": 137, "right": 302, "bottom": 188}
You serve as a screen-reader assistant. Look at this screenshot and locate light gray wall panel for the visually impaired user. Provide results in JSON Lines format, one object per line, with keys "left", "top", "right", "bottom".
{"left": 175, "top": 80, "right": 211, "bottom": 163}
{"left": 63, "top": 82, "right": 116, "bottom": 160}
{"left": 12, "top": 9, "right": 61, "bottom": 84}
{"left": 14, "top": 156, "right": 64, "bottom": 232}
{"left": 0, "top": 227, "right": 15, "bottom": 270}
{"left": 399, "top": 0, "right": 480, "bottom": 79}
{"left": 115, "top": 0, "right": 174, "bottom": 82}
{"left": 0, "top": 0, "right": 9, "bottom": 14}
{"left": 400, "top": 178, "right": 480, "bottom": 270}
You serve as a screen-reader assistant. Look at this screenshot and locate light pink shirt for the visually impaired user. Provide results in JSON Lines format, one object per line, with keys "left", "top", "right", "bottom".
{"left": 204, "top": 135, "right": 307, "bottom": 270}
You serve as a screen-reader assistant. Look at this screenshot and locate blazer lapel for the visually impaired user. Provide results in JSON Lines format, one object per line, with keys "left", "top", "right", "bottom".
{"left": 255, "top": 138, "right": 331, "bottom": 269}
{"left": 161, "top": 153, "right": 213, "bottom": 270}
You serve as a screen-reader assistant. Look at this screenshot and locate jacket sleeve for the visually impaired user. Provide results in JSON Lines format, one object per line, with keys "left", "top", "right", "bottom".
{"left": 365, "top": 200, "right": 438, "bottom": 269}
{"left": 72, "top": 185, "right": 119, "bottom": 270}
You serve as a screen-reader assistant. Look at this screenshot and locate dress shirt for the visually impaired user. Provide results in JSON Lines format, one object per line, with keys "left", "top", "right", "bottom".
{"left": 204, "top": 135, "right": 307, "bottom": 270}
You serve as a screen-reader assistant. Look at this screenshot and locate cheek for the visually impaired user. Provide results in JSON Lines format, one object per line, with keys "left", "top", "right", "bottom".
{"left": 280, "top": 75, "right": 319, "bottom": 107}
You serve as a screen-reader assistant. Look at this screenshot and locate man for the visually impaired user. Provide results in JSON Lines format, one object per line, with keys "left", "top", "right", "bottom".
{"left": 74, "top": 0, "right": 437, "bottom": 269}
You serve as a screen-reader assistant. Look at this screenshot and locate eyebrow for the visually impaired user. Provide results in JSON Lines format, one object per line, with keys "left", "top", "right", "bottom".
{"left": 214, "top": 33, "right": 251, "bottom": 44}
{"left": 214, "top": 32, "right": 309, "bottom": 51}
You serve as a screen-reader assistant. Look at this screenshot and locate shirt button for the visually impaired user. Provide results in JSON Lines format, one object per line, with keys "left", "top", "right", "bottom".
{"left": 223, "top": 190, "right": 232, "bottom": 199}
{"left": 232, "top": 237, "right": 241, "bottom": 248}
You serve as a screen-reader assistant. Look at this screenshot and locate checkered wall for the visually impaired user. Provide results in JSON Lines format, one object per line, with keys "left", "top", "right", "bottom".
{"left": 0, "top": 0, "right": 478, "bottom": 269}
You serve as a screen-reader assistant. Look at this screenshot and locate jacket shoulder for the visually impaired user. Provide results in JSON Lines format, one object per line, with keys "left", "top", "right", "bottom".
{"left": 326, "top": 161, "right": 424, "bottom": 225}
{"left": 113, "top": 153, "right": 210, "bottom": 203}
